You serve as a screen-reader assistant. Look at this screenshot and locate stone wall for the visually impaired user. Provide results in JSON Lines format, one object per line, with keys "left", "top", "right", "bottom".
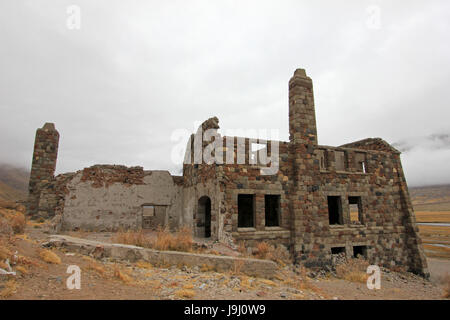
{"left": 27, "top": 123, "right": 59, "bottom": 218}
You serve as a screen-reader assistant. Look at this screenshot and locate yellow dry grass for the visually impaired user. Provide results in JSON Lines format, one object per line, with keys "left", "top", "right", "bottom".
{"left": 335, "top": 258, "right": 369, "bottom": 283}
{"left": 415, "top": 211, "right": 450, "bottom": 223}
{"left": 0, "top": 208, "right": 26, "bottom": 235}
{"left": 136, "top": 260, "right": 153, "bottom": 270}
{"left": 443, "top": 274, "right": 450, "bottom": 299}
{"left": 111, "top": 230, "right": 150, "bottom": 248}
{"left": 0, "top": 243, "right": 12, "bottom": 261}
{"left": 252, "top": 241, "right": 291, "bottom": 265}
{"left": 0, "top": 280, "right": 17, "bottom": 298}
{"left": 200, "top": 263, "right": 215, "bottom": 272}
{"left": 182, "top": 283, "right": 195, "bottom": 289}
{"left": 175, "top": 289, "right": 195, "bottom": 299}
{"left": 113, "top": 265, "right": 133, "bottom": 284}
{"left": 258, "top": 279, "right": 277, "bottom": 287}
{"left": 86, "top": 261, "right": 107, "bottom": 277}
{"left": 39, "top": 249, "right": 61, "bottom": 264}
{"left": 231, "top": 259, "right": 244, "bottom": 276}
{"left": 15, "top": 265, "right": 28, "bottom": 275}
{"left": 0, "top": 260, "right": 7, "bottom": 269}
{"left": 112, "top": 226, "right": 194, "bottom": 253}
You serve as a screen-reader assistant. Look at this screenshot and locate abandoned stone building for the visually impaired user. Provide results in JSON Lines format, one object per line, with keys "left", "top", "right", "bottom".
{"left": 26, "top": 69, "right": 429, "bottom": 276}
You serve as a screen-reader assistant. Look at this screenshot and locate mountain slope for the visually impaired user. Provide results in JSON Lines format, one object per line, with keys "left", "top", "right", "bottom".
{"left": 0, "top": 163, "right": 29, "bottom": 201}
{"left": 410, "top": 184, "right": 450, "bottom": 211}
{"left": 0, "top": 180, "right": 26, "bottom": 201}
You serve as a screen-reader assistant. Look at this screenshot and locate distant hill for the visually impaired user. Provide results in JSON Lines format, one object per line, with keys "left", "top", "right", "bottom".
{"left": 0, "top": 163, "right": 29, "bottom": 201}
{"left": 0, "top": 180, "right": 26, "bottom": 201}
{"left": 410, "top": 184, "right": 450, "bottom": 211}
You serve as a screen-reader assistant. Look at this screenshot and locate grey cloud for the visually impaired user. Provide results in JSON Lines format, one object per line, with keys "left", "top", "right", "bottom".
{"left": 0, "top": 0, "right": 449, "bottom": 187}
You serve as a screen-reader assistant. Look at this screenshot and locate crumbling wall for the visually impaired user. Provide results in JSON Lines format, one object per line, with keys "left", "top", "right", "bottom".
{"left": 27, "top": 123, "right": 59, "bottom": 218}
{"left": 61, "top": 166, "right": 182, "bottom": 231}
{"left": 182, "top": 117, "right": 225, "bottom": 241}
{"left": 219, "top": 137, "right": 292, "bottom": 248}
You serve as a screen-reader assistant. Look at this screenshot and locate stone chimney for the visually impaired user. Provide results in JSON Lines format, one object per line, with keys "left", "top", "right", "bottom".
{"left": 27, "top": 123, "right": 59, "bottom": 217}
{"left": 288, "top": 68, "right": 318, "bottom": 145}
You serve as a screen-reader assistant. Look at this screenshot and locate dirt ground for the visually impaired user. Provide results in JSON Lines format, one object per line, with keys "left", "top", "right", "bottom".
{"left": 1, "top": 225, "right": 448, "bottom": 300}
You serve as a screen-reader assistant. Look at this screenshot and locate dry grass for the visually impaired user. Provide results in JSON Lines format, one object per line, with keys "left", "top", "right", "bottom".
{"left": 136, "top": 260, "right": 153, "bottom": 270}
{"left": 15, "top": 265, "right": 28, "bottom": 275}
{"left": 415, "top": 211, "right": 450, "bottom": 223}
{"left": 231, "top": 259, "right": 245, "bottom": 275}
{"left": 87, "top": 261, "right": 107, "bottom": 277}
{"left": 0, "top": 280, "right": 17, "bottom": 298}
{"left": 175, "top": 289, "right": 195, "bottom": 299}
{"left": 442, "top": 274, "right": 450, "bottom": 299}
{"left": 111, "top": 230, "right": 150, "bottom": 248}
{"left": 10, "top": 213, "right": 26, "bottom": 234}
{"left": 259, "top": 279, "right": 277, "bottom": 287}
{"left": 173, "top": 226, "right": 193, "bottom": 252}
{"left": 0, "top": 218, "right": 13, "bottom": 235}
{"left": 39, "top": 249, "right": 61, "bottom": 264}
{"left": 0, "top": 207, "right": 26, "bottom": 235}
{"left": 254, "top": 241, "right": 270, "bottom": 259}
{"left": 252, "top": 241, "right": 291, "bottom": 266}
{"left": 113, "top": 265, "right": 133, "bottom": 284}
{"left": 0, "top": 241, "right": 12, "bottom": 261}
{"left": 335, "top": 257, "right": 370, "bottom": 283}
{"left": 112, "top": 226, "right": 194, "bottom": 253}
{"left": 183, "top": 283, "right": 195, "bottom": 289}
{"left": 200, "top": 263, "right": 215, "bottom": 272}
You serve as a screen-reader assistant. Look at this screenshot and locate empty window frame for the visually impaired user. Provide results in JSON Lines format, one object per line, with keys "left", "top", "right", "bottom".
{"left": 349, "top": 196, "right": 363, "bottom": 224}
{"left": 142, "top": 205, "right": 167, "bottom": 229}
{"left": 142, "top": 205, "right": 155, "bottom": 217}
{"left": 353, "top": 246, "right": 367, "bottom": 258}
{"left": 331, "top": 247, "right": 346, "bottom": 255}
{"left": 316, "top": 149, "right": 328, "bottom": 170}
{"left": 355, "top": 152, "right": 367, "bottom": 173}
{"left": 265, "top": 195, "right": 280, "bottom": 227}
{"left": 328, "top": 196, "right": 343, "bottom": 225}
{"left": 238, "top": 194, "right": 255, "bottom": 228}
{"left": 335, "top": 151, "right": 346, "bottom": 171}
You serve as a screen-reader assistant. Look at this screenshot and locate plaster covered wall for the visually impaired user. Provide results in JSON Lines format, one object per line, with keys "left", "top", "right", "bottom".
{"left": 61, "top": 167, "right": 183, "bottom": 231}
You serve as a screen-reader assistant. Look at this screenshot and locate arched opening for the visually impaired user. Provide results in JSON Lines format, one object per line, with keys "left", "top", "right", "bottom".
{"left": 197, "top": 196, "right": 211, "bottom": 238}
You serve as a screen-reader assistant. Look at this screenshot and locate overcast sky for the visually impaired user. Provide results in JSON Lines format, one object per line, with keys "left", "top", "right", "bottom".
{"left": 0, "top": 0, "right": 449, "bottom": 186}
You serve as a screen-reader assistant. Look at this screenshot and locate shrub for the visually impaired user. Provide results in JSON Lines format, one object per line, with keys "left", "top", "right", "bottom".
{"left": 113, "top": 226, "right": 194, "bottom": 252}
{"left": 10, "top": 213, "right": 26, "bottom": 234}
{"left": 153, "top": 226, "right": 176, "bottom": 251}
{"left": 112, "top": 230, "right": 150, "bottom": 248}
{"left": 252, "top": 241, "right": 292, "bottom": 265}
{"left": 39, "top": 249, "right": 61, "bottom": 264}
{"left": 254, "top": 241, "right": 270, "bottom": 259}
{"left": 174, "top": 226, "right": 193, "bottom": 252}
{"left": 335, "top": 257, "right": 369, "bottom": 283}
{"left": 175, "top": 289, "right": 195, "bottom": 299}
{"left": 113, "top": 265, "right": 132, "bottom": 283}
{"left": 237, "top": 241, "right": 248, "bottom": 257}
